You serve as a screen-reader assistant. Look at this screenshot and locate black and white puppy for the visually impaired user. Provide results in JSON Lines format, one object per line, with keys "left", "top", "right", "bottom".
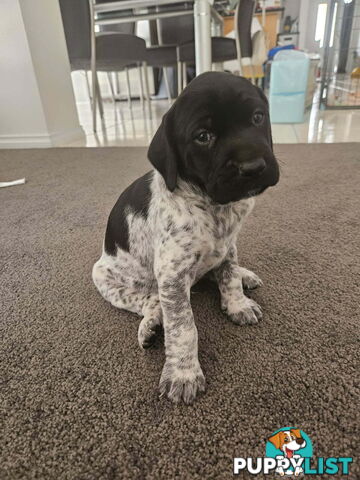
{"left": 93, "top": 72, "right": 279, "bottom": 404}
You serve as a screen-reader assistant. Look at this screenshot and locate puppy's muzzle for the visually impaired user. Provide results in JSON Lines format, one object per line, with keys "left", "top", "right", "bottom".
{"left": 226, "top": 157, "right": 266, "bottom": 177}
{"left": 239, "top": 157, "right": 266, "bottom": 177}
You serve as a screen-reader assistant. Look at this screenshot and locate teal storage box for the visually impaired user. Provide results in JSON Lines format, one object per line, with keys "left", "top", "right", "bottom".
{"left": 269, "top": 50, "right": 310, "bottom": 123}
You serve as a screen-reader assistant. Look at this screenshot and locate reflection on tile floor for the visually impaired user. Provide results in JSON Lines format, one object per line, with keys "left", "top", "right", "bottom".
{"left": 69, "top": 99, "right": 168, "bottom": 147}
{"left": 68, "top": 93, "right": 360, "bottom": 147}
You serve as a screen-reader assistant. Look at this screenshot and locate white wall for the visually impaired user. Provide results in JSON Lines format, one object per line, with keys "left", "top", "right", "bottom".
{"left": 283, "top": 0, "right": 301, "bottom": 24}
{"left": 298, "top": 0, "right": 313, "bottom": 51}
{"left": 0, "top": 0, "right": 84, "bottom": 148}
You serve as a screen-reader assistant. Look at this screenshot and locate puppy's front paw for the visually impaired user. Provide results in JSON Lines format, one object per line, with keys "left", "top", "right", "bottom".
{"left": 159, "top": 361, "right": 206, "bottom": 404}
{"left": 240, "top": 268, "right": 263, "bottom": 290}
{"left": 226, "top": 297, "right": 263, "bottom": 325}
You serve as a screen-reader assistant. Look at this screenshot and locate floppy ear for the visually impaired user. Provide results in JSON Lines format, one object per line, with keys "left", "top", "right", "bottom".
{"left": 268, "top": 432, "right": 283, "bottom": 450}
{"left": 147, "top": 107, "right": 178, "bottom": 192}
{"left": 291, "top": 429, "right": 302, "bottom": 439}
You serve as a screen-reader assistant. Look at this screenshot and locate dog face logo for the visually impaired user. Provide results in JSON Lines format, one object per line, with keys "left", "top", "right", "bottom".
{"left": 266, "top": 427, "right": 312, "bottom": 477}
{"left": 268, "top": 429, "right": 307, "bottom": 459}
{"left": 234, "top": 428, "right": 352, "bottom": 476}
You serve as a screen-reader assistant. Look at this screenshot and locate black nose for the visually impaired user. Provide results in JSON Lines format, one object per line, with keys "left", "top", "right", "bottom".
{"left": 296, "top": 438, "right": 304, "bottom": 445}
{"left": 239, "top": 157, "right": 266, "bottom": 177}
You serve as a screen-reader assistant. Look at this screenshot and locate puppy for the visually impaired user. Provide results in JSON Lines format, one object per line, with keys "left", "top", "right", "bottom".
{"left": 269, "top": 429, "right": 307, "bottom": 458}
{"left": 268, "top": 429, "right": 307, "bottom": 476}
{"left": 93, "top": 72, "right": 279, "bottom": 404}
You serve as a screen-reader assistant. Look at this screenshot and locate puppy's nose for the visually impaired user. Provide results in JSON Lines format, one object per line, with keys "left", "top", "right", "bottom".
{"left": 296, "top": 438, "right": 304, "bottom": 445}
{"left": 239, "top": 157, "right": 266, "bottom": 177}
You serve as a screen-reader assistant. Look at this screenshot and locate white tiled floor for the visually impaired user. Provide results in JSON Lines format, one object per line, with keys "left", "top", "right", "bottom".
{"left": 67, "top": 73, "right": 360, "bottom": 147}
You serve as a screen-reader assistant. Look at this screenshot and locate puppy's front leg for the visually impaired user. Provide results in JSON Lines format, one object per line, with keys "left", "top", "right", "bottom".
{"left": 214, "top": 246, "right": 263, "bottom": 326}
{"left": 155, "top": 255, "right": 205, "bottom": 404}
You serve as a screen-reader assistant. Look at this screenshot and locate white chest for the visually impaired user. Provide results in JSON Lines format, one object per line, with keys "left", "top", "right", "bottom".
{"left": 191, "top": 206, "right": 246, "bottom": 279}
{"left": 153, "top": 181, "right": 255, "bottom": 280}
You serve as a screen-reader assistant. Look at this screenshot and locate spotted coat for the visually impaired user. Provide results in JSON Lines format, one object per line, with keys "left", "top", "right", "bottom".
{"left": 93, "top": 170, "right": 263, "bottom": 404}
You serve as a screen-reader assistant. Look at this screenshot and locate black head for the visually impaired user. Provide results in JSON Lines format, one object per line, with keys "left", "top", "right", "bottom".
{"left": 148, "top": 72, "right": 279, "bottom": 204}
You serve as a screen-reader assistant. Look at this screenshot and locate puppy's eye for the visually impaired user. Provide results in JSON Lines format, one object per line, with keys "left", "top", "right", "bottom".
{"left": 252, "top": 111, "right": 264, "bottom": 126}
{"left": 284, "top": 438, "right": 289, "bottom": 443}
{"left": 195, "top": 130, "right": 213, "bottom": 145}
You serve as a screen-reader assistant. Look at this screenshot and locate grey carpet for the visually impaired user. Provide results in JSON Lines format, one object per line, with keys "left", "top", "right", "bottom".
{"left": 0, "top": 144, "right": 359, "bottom": 480}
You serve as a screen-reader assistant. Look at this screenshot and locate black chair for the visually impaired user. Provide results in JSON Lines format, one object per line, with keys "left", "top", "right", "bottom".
{"left": 235, "top": 0, "right": 259, "bottom": 82}
{"left": 156, "top": 2, "right": 237, "bottom": 94}
{"left": 178, "top": 0, "right": 266, "bottom": 87}
{"left": 145, "top": 44, "right": 178, "bottom": 100}
{"left": 152, "top": 3, "right": 194, "bottom": 96}
{"left": 235, "top": 0, "right": 256, "bottom": 63}
{"left": 178, "top": 36, "right": 237, "bottom": 72}
{"left": 59, "top": 0, "right": 149, "bottom": 131}
{"left": 96, "top": 0, "right": 136, "bottom": 35}
{"left": 144, "top": 3, "right": 195, "bottom": 100}
{"left": 96, "top": 0, "right": 137, "bottom": 102}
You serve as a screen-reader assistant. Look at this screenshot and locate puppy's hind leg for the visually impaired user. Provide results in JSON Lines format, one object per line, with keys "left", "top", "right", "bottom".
{"left": 93, "top": 256, "right": 162, "bottom": 348}
{"left": 138, "top": 294, "right": 163, "bottom": 349}
{"left": 239, "top": 267, "right": 263, "bottom": 290}
{"left": 92, "top": 256, "right": 149, "bottom": 315}
{"left": 202, "top": 268, "right": 262, "bottom": 290}
{"left": 213, "top": 246, "right": 262, "bottom": 325}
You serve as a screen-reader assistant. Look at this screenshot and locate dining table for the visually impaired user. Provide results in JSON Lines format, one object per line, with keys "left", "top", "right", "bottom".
{"left": 89, "top": 0, "right": 223, "bottom": 131}
{"left": 93, "top": 0, "right": 217, "bottom": 75}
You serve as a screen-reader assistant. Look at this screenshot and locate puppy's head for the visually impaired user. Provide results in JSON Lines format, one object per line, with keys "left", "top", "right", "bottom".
{"left": 148, "top": 72, "right": 279, "bottom": 204}
{"left": 268, "top": 429, "right": 306, "bottom": 458}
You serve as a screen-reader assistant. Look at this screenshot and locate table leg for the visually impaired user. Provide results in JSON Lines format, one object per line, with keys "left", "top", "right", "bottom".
{"left": 89, "top": 0, "right": 97, "bottom": 132}
{"left": 194, "top": 0, "right": 212, "bottom": 75}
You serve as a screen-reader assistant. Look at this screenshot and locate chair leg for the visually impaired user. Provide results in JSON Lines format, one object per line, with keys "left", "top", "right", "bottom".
{"left": 182, "top": 63, "right": 187, "bottom": 89}
{"left": 95, "top": 74, "right": 104, "bottom": 119}
{"left": 115, "top": 72, "right": 121, "bottom": 96}
{"left": 138, "top": 63, "right": 145, "bottom": 109}
{"left": 92, "top": 68, "right": 97, "bottom": 132}
{"left": 85, "top": 70, "right": 92, "bottom": 102}
{"left": 107, "top": 72, "right": 116, "bottom": 103}
{"left": 177, "top": 61, "right": 183, "bottom": 96}
{"left": 142, "top": 62, "right": 151, "bottom": 109}
{"left": 163, "top": 67, "right": 172, "bottom": 103}
{"left": 250, "top": 64, "right": 256, "bottom": 85}
{"left": 125, "top": 67, "right": 132, "bottom": 109}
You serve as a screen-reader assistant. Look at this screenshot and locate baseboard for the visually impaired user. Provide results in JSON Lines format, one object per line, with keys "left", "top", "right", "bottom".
{"left": 0, "top": 126, "right": 85, "bottom": 148}
{"left": 49, "top": 126, "right": 86, "bottom": 146}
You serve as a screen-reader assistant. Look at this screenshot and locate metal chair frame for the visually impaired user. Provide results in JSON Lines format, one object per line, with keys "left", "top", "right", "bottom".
{"left": 88, "top": 0, "right": 150, "bottom": 132}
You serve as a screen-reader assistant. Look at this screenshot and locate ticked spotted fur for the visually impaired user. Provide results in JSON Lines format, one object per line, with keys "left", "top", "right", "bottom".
{"left": 93, "top": 72, "right": 279, "bottom": 404}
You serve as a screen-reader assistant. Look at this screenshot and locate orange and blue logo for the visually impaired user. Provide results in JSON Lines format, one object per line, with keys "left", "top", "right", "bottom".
{"left": 266, "top": 427, "right": 312, "bottom": 476}
{"left": 234, "top": 427, "right": 353, "bottom": 476}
